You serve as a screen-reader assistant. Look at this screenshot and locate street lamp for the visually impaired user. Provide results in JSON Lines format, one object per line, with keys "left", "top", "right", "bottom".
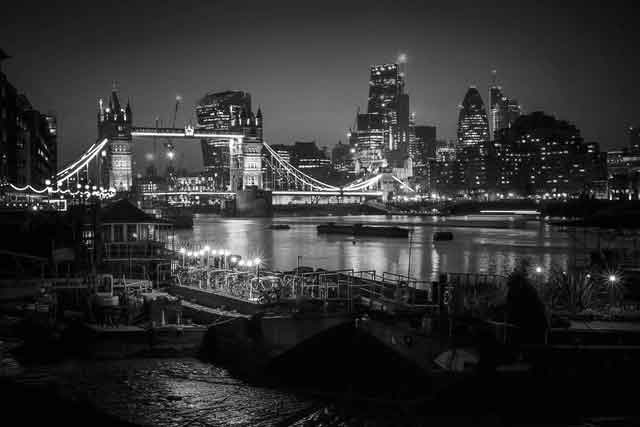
{"left": 254, "top": 258, "right": 261, "bottom": 282}
{"left": 179, "top": 247, "right": 186, "bottom": 266}
{"left": 222, "top": 249, "right": 229, "bottom": 269}
{"left": 607, "top": 274, "right": 620, "bottom": 308}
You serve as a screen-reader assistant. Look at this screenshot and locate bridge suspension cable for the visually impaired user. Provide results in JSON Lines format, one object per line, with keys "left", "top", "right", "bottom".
{"left": 262, "top": 141, "right": 339, "bottom": 191}
{"left": 342, "top": 173, "right": 383, "bottom": 191}
{"left": 56, "top": 138, "right": 109, "bottom": 187}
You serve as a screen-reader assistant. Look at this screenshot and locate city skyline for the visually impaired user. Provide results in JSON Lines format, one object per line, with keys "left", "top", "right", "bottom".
{"left": 1, "top": 0, "right": 638, "bottom": 169}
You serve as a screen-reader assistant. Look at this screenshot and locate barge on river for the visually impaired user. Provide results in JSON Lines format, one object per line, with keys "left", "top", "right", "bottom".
{"left": 317, "top": 222, "right": 409, "bottom": 238}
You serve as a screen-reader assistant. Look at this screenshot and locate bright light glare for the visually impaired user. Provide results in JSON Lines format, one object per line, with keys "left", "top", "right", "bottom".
{"left": 609, "top": 275, "right": 618, "bottom": 283}
{"left": 254, "top": 258, "right": 261, "bottom": 265}
{"left": 535, "top": 266, "right": 542, "bottom": 274}
{"left": 179, "top": 247, "right": 186, "bottom": 254}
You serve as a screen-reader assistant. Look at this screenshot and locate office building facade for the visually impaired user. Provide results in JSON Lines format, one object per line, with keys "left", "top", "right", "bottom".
{"left": 1, "top": 51, "right": 57, "bottom": 188}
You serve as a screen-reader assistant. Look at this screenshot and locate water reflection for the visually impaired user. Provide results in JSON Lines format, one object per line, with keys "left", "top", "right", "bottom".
{"left": 177, "top": 215, "right": 577, "bottom": 281}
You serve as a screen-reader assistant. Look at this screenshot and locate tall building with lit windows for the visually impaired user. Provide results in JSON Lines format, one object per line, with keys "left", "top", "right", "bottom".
{"left": 367, "top": 63, "right": 410, "bottom": 154}
{"left": 489, "top": 71, "right": 521, "bottom": 140}
{"left": 458, "top": 87, "right": 490, "bottom": 146}
{"left": 195, "top": 90, "right": 262, "bottom": 190}
{"left": 353, "top": 112, "right": 385, "bottom": 173}
{"left": 1, "top": 50, "right": 57, "bottom": 188}
{"left": 456, "top": 86, "right": 495, "bottom": 194}
{"left": 493, "top": 111, "right": 605, "bottom": 198}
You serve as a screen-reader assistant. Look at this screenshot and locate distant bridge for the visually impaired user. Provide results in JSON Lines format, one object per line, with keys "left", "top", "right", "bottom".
{"left": 7, "top": 86, "right": 415, "bottom": 203}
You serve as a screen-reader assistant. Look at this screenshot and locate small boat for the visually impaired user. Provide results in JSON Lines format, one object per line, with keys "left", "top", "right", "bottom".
{"left": 317, "top": 223, "right": 354, "bottom": 235}
{"left": 433, "top": 231, "right": 454, "bottom": 241}
{"left": 268, "top": 224, "right": 290, "bottom": 230}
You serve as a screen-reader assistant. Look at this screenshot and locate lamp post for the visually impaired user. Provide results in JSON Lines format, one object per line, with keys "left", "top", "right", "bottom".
{"left": 179, "top": 248, "right": 185, "bottom": 266}
{"left": 254, "top": 258, "right": 261, "bottom": 282}
{"left": 534, "top": 265, "right": 543, "bottom": 286}
{"left": 204, "top": 245, "right": 210, "bottom": 267}
{"left": 246, "top": 260, "right": 254, "bottom": 300}
{"left": 608, "top": 274, "right": 619, "bottom": 308}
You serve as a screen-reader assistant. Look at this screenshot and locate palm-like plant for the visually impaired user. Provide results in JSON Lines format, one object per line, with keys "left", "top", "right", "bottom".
{"left": 542, "top": 268, "right": 598, "bottom": 314}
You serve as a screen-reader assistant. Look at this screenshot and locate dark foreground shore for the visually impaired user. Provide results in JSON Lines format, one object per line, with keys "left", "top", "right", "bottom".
{"left": 0, "top": 379, "right": 137, "bottom": 427}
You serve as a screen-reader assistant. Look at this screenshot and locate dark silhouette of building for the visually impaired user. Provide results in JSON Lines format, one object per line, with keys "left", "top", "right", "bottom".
{"left": 1, "top": 49, "right": 57, "bottom": 187}
{"left": 331, "top": 140, "right": 355, "bottom": 174}
{"left": 629, "top": 126, "right": 640, "bottom": 154}
{"left": 494, "top": 112, "right": 606, "bottom": 197}
{"left": 290, "top": 141, "right": 331, "bottom": 180}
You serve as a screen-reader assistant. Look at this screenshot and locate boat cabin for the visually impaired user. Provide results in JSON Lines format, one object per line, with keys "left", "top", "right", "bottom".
{"left": 83, "top": 199, "right": 175, "bottom": 284}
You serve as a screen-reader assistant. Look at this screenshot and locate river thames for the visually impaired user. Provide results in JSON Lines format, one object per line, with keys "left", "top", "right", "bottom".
{"left": 175, "top": 214, "right": 584, "bottom": 281}
{"left": 5, "top": 215, "right": 634, "bottom": 426}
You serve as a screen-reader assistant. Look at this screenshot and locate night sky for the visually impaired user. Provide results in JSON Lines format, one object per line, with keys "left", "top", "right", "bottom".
{"left": 1, "top": 0, "right": 638, "bottom": 172}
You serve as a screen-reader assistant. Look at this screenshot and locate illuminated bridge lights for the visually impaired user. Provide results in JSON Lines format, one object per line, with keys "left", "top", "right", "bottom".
{"left": 33, "top": 125, "right": 417, "bottom": 200}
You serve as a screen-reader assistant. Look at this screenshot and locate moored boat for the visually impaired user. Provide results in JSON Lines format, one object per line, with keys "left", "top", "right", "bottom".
{"left": 268, "top": 224, "right": 290, "bottom": 230}
{"left": 433, "top": 231, "right": 454, "bottom": 241}
{"left": 317, "top": 223, "right": 409, "bottom": 238}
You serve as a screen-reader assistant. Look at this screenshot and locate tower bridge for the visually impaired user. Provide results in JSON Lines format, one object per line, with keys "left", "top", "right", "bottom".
{"left": 10, "top": 85, "right": 415, "bottom": 205}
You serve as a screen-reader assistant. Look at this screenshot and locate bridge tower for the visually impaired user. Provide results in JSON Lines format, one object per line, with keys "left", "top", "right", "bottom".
{"left": 97, "top": 83, "right": 133, "bottom": 191}
{"left": 239, "top": 107, "right": 263, "bottom": 189}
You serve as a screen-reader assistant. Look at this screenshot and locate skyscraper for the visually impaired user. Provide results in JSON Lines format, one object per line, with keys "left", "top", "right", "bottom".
{"left": 411, "top": 125, "right": 436, "bottom": 176}
{"left": 367, "top": 63, "right": 409, "bottom": 153}
{"left": 195, "top": 90, "right": 262, "bottom": 190}
{"left": 353, "top": 112, "right": 385, "bottom": 173}
{"left": 488, "top": 71, "right": 521, "bottom": 139}
{"left": 489, "top": 71, "right": 504, "bottom": 140}
{"left": 458, "top": 86, "right": 490, "bottom": 146}
{"left": 457, "top": 86, "right": 494, "bottom": 194}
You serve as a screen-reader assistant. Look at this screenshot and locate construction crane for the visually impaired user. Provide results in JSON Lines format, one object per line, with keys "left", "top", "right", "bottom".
{"left": 164, "top": 95, "right": 181, "bottom": 174}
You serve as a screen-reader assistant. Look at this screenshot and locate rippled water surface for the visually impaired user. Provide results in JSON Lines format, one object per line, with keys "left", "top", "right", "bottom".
{"left": 173, "top": 215, "right": 611, "bottom": 281}
{"left": 15, "top": 358, "right": 315, "bottom": 426}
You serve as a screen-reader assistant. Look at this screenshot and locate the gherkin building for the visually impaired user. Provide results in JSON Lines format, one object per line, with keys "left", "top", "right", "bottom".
{"left": 457, "top": 86, "right": 490, "bottom": 146}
